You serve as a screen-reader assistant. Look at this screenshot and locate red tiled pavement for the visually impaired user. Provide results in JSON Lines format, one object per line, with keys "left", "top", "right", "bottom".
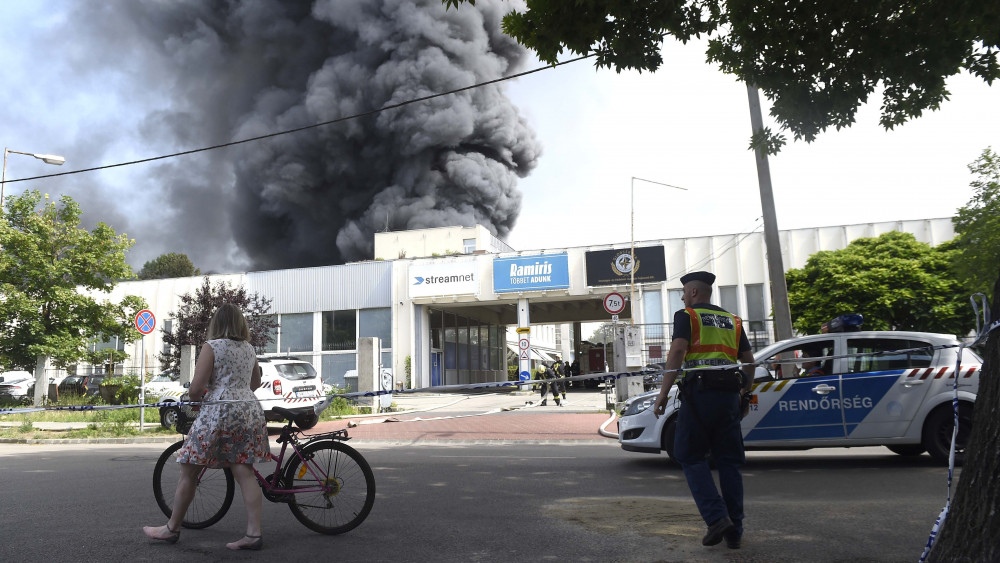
{"left": 304, "top": 412, "right": 618, "bottom": 443}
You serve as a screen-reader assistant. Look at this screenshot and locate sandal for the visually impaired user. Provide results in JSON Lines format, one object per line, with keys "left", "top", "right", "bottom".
{"left": 143, "top": 524, "right": 180, "bottom": 544}
{"left": 226, "top": 535, "right": 263, "bottom": 551}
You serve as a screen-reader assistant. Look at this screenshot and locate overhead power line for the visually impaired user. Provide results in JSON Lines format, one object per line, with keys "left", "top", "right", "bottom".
{"left": 6, "top": 54, "right": 595, "bottom": 185}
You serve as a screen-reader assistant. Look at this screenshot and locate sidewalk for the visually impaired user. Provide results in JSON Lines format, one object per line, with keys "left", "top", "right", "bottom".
{"left": 312, "top": 388, "right": 620, "bottom": 445}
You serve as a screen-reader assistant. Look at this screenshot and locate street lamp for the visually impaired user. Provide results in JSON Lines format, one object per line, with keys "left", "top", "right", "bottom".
{"left": 2, "top": 147, "right": 67, "bottom": 209}
{"left": 630, "top": 177, "right": 687, "bottom": 321}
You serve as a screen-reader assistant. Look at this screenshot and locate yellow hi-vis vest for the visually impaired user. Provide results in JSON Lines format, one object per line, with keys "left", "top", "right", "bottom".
{"left": 681, "top": 307, "right": 742, "bottom": 373}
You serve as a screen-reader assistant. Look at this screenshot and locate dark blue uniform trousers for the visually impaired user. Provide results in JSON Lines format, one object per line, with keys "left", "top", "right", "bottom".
{"left": 673, "top": 387, "right": 746, "bottom": 535}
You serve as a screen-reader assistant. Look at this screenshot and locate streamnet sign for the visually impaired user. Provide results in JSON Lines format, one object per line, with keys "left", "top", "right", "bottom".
{"left": 408, "top": 259, "right": 479, "bottom": 298}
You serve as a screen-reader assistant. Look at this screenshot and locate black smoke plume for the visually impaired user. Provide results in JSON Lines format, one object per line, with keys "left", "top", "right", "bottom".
{"left": 63, "top": 0, "right": 539, "bottom": 271}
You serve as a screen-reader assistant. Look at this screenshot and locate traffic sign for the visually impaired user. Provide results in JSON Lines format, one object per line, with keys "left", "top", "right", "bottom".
{"left": 515, "top": 327, "right": 531, "bottom": 334}
{"left": 518, "top": 338, "right": 530, "bottom": 350}
{"left": 135, "top": 309, "right": 156, "bottom": 335}
{"left": 603, "top": 292, "right": 626, "bottom": 315}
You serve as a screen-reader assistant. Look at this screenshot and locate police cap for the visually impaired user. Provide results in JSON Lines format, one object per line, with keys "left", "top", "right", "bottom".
{"left": 680, "top": 271, "right": 716, "bottom": 286}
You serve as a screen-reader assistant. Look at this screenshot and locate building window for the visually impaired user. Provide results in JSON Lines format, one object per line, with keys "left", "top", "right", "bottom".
{"left": 463, "top": 238, "right": 476, "bottom": 254}
{"left": 322, "top": 353, "right": 357, "bottom": 391}
{"left": 322, "top": 310, "right": 356, "bottom": 351}
{"left": 668, "top": 289, "right": 684, "bottom": 320}
{"left": 359, "top": 308, "right": 392, "bottom": 348}
{"left": 262, "top": 314, "right": 278, "bottom": 354}
{"left": 280, "top": 313, "right": 314, "bottom": 353}
{"left": 719, "top": 286, "right": 739, "bottom": 315}
{"left": 745, "top": 283, "right": 766, "bottom": 332}
{"left": 162, "top": 320, "right": 173, "bottom": 355}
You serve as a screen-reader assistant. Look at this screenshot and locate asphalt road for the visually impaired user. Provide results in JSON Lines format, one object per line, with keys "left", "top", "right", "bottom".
{"left": 0, "top": 441, "right": 952, "bottom": 562}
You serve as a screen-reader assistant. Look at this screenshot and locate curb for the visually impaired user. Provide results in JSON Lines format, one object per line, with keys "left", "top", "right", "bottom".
{"left": 0, "top": 435, "right": 182, "bottom": 445}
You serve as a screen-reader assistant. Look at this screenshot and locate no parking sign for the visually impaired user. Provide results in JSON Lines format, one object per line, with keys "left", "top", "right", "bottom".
{"left": 135, "top": 309, "right": 156, "bottom": 335}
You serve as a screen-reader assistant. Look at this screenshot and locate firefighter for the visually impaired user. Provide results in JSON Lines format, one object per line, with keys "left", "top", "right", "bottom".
{"left": 537, "top": 362, "right": 561, "bottom": 406}
{"left": 553, "top": 359, "right": 568, "bottom": 402}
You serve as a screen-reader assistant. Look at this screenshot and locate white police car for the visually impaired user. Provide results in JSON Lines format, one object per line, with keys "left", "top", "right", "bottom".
{"left": 618, "top": 327, "right": 981, "bottom": 465}
{"left": 160, "top": 357, "right": 325, "bottom": 431}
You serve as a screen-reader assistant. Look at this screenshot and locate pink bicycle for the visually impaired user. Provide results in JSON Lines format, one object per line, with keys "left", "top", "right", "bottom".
{"left": 152, "top": 406, "right": 375, "bottom": 535}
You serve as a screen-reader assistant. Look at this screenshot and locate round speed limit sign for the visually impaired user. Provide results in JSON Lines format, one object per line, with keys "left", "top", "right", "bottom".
{"left": 603, "top": 292, "right": 626, "bottom": 315}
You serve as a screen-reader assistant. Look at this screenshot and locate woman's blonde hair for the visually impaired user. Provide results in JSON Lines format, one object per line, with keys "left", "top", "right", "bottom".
{"left": 206, "top": 303, "right": 251, "bottom": 341}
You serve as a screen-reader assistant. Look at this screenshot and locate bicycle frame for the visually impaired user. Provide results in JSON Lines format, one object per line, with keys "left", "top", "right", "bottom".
{"left": 253, "top": 425, "right": 350, "bottom": 497}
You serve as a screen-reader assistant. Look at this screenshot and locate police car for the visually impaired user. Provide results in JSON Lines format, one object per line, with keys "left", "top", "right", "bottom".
{"left": 618, "top": 320, "right": 981, "bottom": 465}
{"left": 159, "top": 357, "right": 326, "bottom": 431}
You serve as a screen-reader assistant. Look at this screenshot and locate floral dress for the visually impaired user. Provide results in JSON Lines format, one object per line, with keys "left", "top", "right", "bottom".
{"left": 176, "top": 338, "right": 270, "bottom": 468}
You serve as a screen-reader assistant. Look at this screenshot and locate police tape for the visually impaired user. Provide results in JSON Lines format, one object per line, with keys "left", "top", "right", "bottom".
{"left": 0, "top": 337, "right": 992, "bottom": 418}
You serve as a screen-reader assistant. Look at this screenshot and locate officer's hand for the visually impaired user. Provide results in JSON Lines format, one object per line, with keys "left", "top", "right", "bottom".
{"left": 652, "top": 397, "right": 666, "bottom": 419}
{"left": 740, "top": 392, "right": 752, "bottom": 419}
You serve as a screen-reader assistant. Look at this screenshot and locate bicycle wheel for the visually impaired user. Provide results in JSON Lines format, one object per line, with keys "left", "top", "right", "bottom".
{"left": 152, "top": 440, "right": 235, "bottom": 529}
{"left": 283, "top": 440, "right": 376, "bottom": 534}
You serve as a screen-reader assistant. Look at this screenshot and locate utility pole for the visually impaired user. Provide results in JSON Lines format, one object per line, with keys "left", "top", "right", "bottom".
{"left": 746, "top": 85, "right": 794, "bottom": 341}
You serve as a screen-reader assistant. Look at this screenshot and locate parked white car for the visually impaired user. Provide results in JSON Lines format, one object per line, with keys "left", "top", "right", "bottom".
{"left": 0, "top": 371, "right": 35, "bottom": 398}
{"left": 159, "top": 357, "right": 325, "bottom": 431}
{"left": 618, "top": 330, "right": 981, "bottom": 465}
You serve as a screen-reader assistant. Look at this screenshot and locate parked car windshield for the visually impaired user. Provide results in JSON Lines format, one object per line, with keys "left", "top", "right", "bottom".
{"left": 274, "top": 363, "right": 317, "bottom": 380}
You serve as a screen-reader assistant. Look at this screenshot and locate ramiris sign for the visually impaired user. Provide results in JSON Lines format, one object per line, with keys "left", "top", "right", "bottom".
{"left": 493, "top": 253, "right": 570, "bottom": 293}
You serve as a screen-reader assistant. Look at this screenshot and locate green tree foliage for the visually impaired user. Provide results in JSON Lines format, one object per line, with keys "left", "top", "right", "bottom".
{"left": 952, "top": 147, "right": 1000, "bottom": 295}
{"left": 588, "top": 322, "right": 615, "bottom": 344}
{"left": 137, "top": 252, "right": 201, "bottom": 280}
{"left": 446, "top": 0, "right": 999, "bottom": 152}
{"left": 158, "top": 277, "right": 278, "bottom": 374}
{"left": 0, "top": 190, "right": 146, "bottom": 370}
{"left": 786, "top": 231, "right": 970, "bottom": 336}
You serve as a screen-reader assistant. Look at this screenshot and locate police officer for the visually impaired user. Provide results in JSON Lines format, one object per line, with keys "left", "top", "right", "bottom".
{"left": 653, "top": 271, "right": 754, "bottom": 549}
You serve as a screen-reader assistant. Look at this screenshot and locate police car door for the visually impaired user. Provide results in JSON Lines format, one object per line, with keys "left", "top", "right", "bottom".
{"left": 839, "top": 336, "right": 934, "bottom": 439}
{"left": 743, "top": 338, "right": 845, "bottom": 443}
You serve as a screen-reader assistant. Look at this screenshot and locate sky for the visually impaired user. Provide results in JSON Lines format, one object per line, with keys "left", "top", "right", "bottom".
{"left": 1, "top": 1, "right": 998, "bottom": 272}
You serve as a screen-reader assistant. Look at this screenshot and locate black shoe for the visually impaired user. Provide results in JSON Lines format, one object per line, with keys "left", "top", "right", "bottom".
{"left": 702, "top": 517, "right": 735, "bottom": 546}
{"left": 724, "top": 529, "right": 742, "bottom": 549}
{"left": 541, "top": 400, "right": 547, "bottom": 406}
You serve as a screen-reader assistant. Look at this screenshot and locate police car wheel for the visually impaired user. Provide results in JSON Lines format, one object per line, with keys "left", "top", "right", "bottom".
{"left": 661, "top": 418, "right": 677, "bottom": 462}
{"left": 922, "top": 402, "right": 973, "bottom": 466}
{"left": 160, "top": 405, "right": 179, "bottom": 430}
{"left": 886, "top": 444, "right": 925, "bottom": 457}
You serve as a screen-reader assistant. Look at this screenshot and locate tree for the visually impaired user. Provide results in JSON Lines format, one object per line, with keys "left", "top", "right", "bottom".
{"left": 785, "top": 231, "right": 970, "bottom": 336}
{"left": 927, "top": 270, "right": 1000, "bottom": 562}
{"left": 952, "top": 147, "right": 1000, "bottom": 295}
{"left": 158, "top": 277, "right": 278, "bottom": 374}
{"left": 0, "top": 190, "right": 146, "bottom": 370}
{"left": 447, "top": 0, "right": 999, "bottom": 153}
{"left": 587, "top": 322, "right": 615, "bottom": 344}
{"left": 137, "top": 252, "right": 201, "bottom": 280}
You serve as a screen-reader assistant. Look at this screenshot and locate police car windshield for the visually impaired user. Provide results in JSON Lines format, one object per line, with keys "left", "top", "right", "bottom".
{"left": 275, "top": 363, "right": 317, "bottom": 380}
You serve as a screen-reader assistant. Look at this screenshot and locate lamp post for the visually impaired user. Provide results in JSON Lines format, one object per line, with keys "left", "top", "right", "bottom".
{"left": 630, "top": 177, "right": 687, "bottom": 321}
{"left": 2, "top": 147, "right": 66, "bottom": 210}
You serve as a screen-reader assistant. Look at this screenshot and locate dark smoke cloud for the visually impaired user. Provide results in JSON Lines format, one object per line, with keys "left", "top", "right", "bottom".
{"left": 62, "top": 0, "right": 539, "bottom": 271}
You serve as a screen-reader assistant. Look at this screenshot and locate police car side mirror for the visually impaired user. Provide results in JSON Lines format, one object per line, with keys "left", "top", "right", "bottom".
{"left": 754, "top": 366, "right": 772, "bottom": 382}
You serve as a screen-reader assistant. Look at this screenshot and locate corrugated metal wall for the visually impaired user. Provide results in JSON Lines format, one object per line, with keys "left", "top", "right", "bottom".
{"left": 247, "top": 261, "right": 392, "bottom": 314}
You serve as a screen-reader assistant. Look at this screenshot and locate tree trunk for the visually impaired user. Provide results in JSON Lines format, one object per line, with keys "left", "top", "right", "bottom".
{"left": 928, "top": 273, "right": 1000, "bottom": 561}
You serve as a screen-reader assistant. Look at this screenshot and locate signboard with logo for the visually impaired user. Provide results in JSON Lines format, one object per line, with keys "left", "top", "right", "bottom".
{"left": 584, "top": 246, "right": 666, "bottom": 287}
{"left": 493, "top": 253, "right": 570, "bottom": 293}
{"left": 408, "top": 259, "right": 479, "bottom": 298}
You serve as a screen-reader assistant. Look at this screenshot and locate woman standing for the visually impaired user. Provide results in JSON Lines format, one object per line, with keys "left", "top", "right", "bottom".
{"left": 143, "top": 303, "right": 271, "bottom": 550}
